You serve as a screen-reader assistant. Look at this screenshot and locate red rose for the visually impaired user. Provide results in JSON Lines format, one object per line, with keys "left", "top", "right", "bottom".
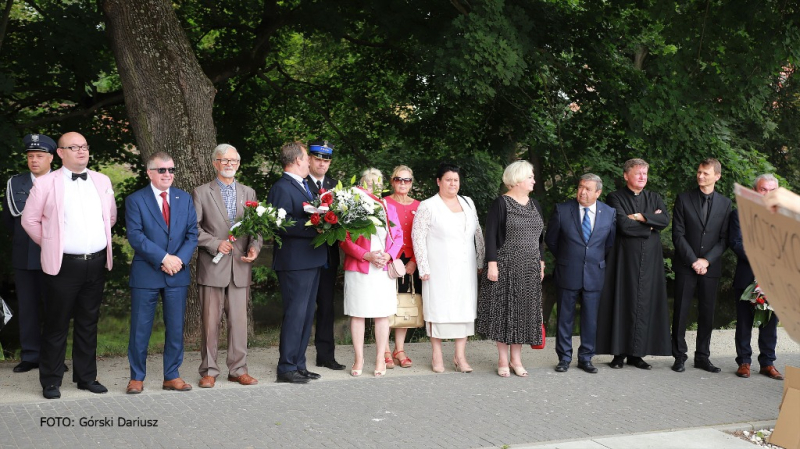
{"left": 319, "top": 188, "right": 327, "bottom": 194}
{"left": 228, "top": 234, "right": 237, "bottom": 242}
{"left": 245, "top": 201, "right": 258, "bottom": 208}
{"left": 310, "top": 213, "right": 321, "bottom": 225}
{"left": 321, "top": 201, "right": 331, "bottom": 208}
{"left": 756, "top": 297, "right": 766, "bottom": 304}
{"left": 303, "top": 202, "right": 310, "bottom": 207}
{"left": 324, "top": 211, "right": 338, "bottom": 224}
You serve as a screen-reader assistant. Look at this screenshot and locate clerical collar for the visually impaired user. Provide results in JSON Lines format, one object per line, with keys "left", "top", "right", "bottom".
{"left": 625, "top": 186, "right": 644, "bottom": 196}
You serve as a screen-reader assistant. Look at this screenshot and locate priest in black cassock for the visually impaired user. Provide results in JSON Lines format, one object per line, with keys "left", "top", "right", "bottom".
{"left": 595, "top": 158, "right": 672, "bottom": 370}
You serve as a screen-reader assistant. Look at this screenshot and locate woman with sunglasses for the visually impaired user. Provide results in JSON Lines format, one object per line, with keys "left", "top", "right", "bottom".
{"left": 383, "top": 166, "right": 421, "bottom": 369}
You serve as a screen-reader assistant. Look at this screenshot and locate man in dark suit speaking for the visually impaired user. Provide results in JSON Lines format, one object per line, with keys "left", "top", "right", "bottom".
{"left": 267, "top": 141, "right": 327, "bottom": 384}
{"left": 546, "top": 174, "right": 616, "bottom": 374}
{"left": 124, "top": 152, "right": 198, "bottom": 394}
{"left": 670, "top": 158, "right": 732, "bottom": 374}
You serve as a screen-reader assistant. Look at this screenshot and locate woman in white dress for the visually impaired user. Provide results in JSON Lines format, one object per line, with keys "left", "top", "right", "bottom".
{"left": 412, "top": 163, "right": 485, "bottom": 373}
{"left": 340, "top": 168, "right": 404, "bottom": 377}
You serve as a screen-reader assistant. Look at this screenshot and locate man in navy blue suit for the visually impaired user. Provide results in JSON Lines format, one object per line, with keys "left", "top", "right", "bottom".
{"left": 545, "top": 174, "right": 616, "bottom": 374}
{"left": 125, "top": 152, "right": 198, "bottom": 394}
{"left": 267, "top": 141, "right": 327, "bottom": 384}
{"left": 729, "top": 174, "right": 783, "bottom": 380}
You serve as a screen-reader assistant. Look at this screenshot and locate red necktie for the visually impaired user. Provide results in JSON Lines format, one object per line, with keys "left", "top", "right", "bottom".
{"left": 160, "top": 191, "right": 170, "bottom": 227}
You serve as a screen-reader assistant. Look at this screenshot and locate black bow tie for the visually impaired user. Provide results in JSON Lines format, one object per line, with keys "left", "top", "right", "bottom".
{"left": 71, "top": 172, "right": 87, "bottom": 181}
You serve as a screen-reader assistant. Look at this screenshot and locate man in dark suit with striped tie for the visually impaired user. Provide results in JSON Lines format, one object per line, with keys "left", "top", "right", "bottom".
{"left": 545, "top": 174, "right": 616, "bottom": 374}
{"left": 267, "top": 141, "right": 327, "bottom": 383}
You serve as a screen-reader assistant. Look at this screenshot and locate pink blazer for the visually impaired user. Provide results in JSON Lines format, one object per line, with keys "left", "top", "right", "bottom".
{"left": 21, "top": 168, "right": 117, "bottom": 275}
{"left": 341, "top": 201, "right": 403, "bottom": 274}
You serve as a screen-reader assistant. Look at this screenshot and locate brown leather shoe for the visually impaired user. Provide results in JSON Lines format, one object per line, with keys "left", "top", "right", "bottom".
{"left": 759, "top": 365, "right": 784, "bottom": 380}
{"left": 198, "top": 376, "right": 215, "bottom": 388}
{"left": 162, "top": 378, "right": 192, "bottom": 391}
{"left": 736, "top": 363, "right": 750, "bottom": 378}
{"left": 126, "top": 380, "right": 144, "bottom": 394}
{"left": 228, "top": 373, "right": 258, "bottom": 385}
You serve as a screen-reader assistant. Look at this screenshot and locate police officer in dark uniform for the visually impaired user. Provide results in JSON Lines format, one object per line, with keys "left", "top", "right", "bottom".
{"left": 2, "top": 134, "right": 55, "bottom": 373}
{"left": 305, "top": 141, "right": 345, "bottom": 370}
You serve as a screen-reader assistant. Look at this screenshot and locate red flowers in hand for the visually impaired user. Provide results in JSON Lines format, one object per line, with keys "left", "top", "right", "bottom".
{"left": 319, "top": 188, "right": 327, "bottom": 194}
{"left": 310, "top": 213, "right": 321, "bottom": 225}
{"left": 324, "top": 211, "right": 338, "bottom": 224}
{"left": 245, "top": 201, "right": 259, "bottom": 208}
{"left": 228, "top": 235, "right": 237, "bottom": 242}
{"left": 756, "top": 297, "right": 766, "bottom": 305}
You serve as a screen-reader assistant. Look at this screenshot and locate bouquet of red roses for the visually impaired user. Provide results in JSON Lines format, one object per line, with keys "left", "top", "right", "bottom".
{"left": 303, "top": 181, "right": 390, "bottom": 248}
{"left": 740, "top": 281, "right": 774, "bottom": 327}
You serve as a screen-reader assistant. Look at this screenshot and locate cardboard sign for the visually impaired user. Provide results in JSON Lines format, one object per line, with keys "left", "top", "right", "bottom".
{"left": 734, "top": 184, "right": 800, "bottom": 344}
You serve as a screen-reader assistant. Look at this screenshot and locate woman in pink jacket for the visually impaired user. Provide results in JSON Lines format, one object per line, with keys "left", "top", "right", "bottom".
{"left": 340, "top": 168, "right": 404, "bottom": 377}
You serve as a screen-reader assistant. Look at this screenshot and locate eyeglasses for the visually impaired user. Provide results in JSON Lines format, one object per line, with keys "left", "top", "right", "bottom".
{"left": 59, "top": 145, "right": 90, "bottom": 152}
{"left": 215, "top": 158, "right": 240, "bottom": 165}
{"left": 392, "top": 177, "right": 413, "bottom": 184}
{"left": 149, "top": 167, "right": 176, "bottom": 174}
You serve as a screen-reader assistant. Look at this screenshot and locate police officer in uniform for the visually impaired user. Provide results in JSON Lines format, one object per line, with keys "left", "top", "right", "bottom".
{"left": 305, "top": 141, "right": 345, "bottom": 370}
{"left": 2, "top": 134, "right": 55, "bottom": 373}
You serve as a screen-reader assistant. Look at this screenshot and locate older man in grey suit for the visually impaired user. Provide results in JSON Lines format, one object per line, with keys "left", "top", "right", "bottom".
{"left": 192, "top": 144, "right": 262, "bottom": 388}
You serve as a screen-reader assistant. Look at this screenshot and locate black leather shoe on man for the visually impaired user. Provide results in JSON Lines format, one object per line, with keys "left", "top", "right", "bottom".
{"left": 555, "top": 360, "right": 570, "bottom": 373}
{"left": 694, "top": 359, "right": 721, "bottom": 373}
{"left": 297, "top": 369, "right": 321, "bottom": 380}
{"left": 627, "top": 357, "right": 652, "bottom": 370}
{"left": 577, "top": 361, "right": 598, "bottom": 374}
{"left": 77, "top": 380, "right": 108, "bottom": 394}
{"left": 609, "top": 355, "right": 625, "bottom": 369}
{"left": 672, "top": 359, "right": 685, "bottom": 372}
{"left": 316, "top": 359, "right": 346, "bottom": 370}
{"left": 43, "top": 385, "right": 60, "bottom": 400}
{"left": 276, "top": 371, "right": 310, "bottom": 384}
{"left": 13, "top": 361, "right": 39, "bottom": 373}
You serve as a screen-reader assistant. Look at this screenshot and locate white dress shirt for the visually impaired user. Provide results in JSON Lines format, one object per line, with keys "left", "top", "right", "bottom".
{"left": 62, "top": 169, "right": 107, "bottom": 255}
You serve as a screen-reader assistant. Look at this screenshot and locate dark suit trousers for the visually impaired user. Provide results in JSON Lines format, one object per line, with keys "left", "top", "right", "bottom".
{"left": 555, "top": 288, "right": 601, "bottom": 363}
{"left": 40, "top": 256, "right": 106, "bottom": 388}
{"left": 314, "top": 263, "right": 337, "bottom": 363}
{"left": 14, "top": 269, "right": 45, "bottom": 363}
{"left": 277, "top": 268, "right": 321, "bottom": 374}
{"left": 128, "top": 286, "right": 188, "bottom": 381}
{"left": 671, "top": 271, "right": 719, "bottom": 362}
{"left": 733, "top": 288, "right": 778, "bottom": 367}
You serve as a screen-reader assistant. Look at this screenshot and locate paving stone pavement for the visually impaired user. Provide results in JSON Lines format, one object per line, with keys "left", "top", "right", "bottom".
{"left": 2, "top": 348, "right": 798, "bottom": 449}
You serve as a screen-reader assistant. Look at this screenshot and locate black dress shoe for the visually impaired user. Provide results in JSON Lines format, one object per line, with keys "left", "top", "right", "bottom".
{"left": 77, "top": 380, "right": 108, "bottom": 394}
{"left": 43, "top": 385, "right": 61, "bottom": 399}
{"left": 577, "top": 361, "right": 598, "bottom": 374}
{"left": 694, "top": 360, "right": 721, "bottom": 373}
{"left": 316, "top": 359, "right": 346, "bottom": 370}
{"left": 297, "top": 369, "right": 321, "bottom": 380}
{"left": 626, "top": 357, "right": 652, "bottom": 370}
{"left": 276, "top": 371, "right": 310, "bottom": 384}
{"left": 555, "top": 360, "right": 570, "bottom": 372}
{"left": 609, "top": 356, "right": 625, "bottom": 369}
{"left": 672, "top": 359, "right": 686, "bottom": 372}
{"left": 13, "top": 361, "right": 39, "bottom": 373}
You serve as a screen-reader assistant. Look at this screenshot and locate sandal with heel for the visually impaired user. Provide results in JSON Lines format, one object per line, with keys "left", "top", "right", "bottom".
{"left": 392, "top": 350, "right": 413, "bottom": 368}
{"left": 384, "top": 352, "right": 395, "bottom": 369}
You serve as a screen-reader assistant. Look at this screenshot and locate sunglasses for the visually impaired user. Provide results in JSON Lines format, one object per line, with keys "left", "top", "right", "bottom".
{"left": 150, "top": 167, "right": 176, "bottom": 174}
{"left": 392, "top": 177, "right": 413, "bottom": 184}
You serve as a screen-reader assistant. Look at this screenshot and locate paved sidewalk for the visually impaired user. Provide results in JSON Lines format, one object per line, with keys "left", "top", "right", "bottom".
{"left": 0, "top": 329, "right": 797, "bottom": 448}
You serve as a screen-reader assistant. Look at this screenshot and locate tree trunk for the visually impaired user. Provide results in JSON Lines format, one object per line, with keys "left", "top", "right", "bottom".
{"left": 102, "top": 0, "right": 217, "bottom": 343}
